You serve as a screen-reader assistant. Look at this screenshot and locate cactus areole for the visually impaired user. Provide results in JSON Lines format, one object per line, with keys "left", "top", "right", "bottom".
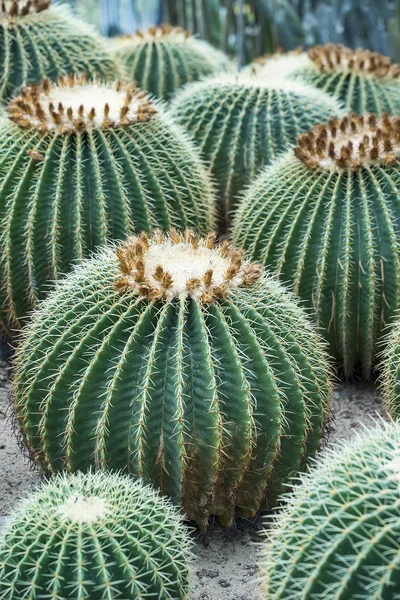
{"left": 234, "top": 113, "right": 400, "bottom": 378}
{"left": 0, "top": 76, "right": 215, "bottom": 332}
{"left": 13, "top": 230, "right": 332, "bottom": 530}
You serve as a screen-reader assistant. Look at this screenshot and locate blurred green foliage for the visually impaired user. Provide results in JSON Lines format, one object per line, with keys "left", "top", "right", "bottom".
{"left": 60, "top": 0, "right": 400, "bottom": 65}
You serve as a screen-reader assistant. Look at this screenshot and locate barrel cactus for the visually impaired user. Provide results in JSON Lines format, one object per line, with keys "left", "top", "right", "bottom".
{"left": 0, "top": 1, "right": 116, "bottom": 102}
{"left": 13, "top": 229, "right": 332, "bottom": 530}
{"left": 380, "top": 320, "right": 400, "bottom": 419}
{"left": 171, "top": 74, "right": 342, "bottom": 225}
{"left": 255, "top": 44, "right": 400, "bottom": 115}
{"left": 113, "top": 24, "right": 231, "bottom": 100}
{"left": 233, "top": 113, "right": 400, "bottom": 378}
{"left": 0, "top": 470, "right": 192, "bottom": 599}
{"left": 261, "top": 420, "right": 400, "bottom": 599}
{"left": 0, "top": 75, "right": 215, "bottom": 332}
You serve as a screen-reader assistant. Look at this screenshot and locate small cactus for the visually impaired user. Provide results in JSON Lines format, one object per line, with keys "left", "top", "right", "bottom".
{"left": 233, "top": 113, "right": 400, "bottom": 378}
{"left": 0, "top": 470, "right": 192, "bottom": 600}
{"left": 171, "top": 73, "right": 342, "bottom": 226}
{"left": 255, "top": 44, "right": 400, "bottom": 115}
{"left": 13, "top": 229, "right": 332, "bottom": 530}
{"left": 0, "top": 1, "right": 116, "bottom": 101}
{"left": 113, "top": 24, "right": 231, "bottom": 100}
{"left": 0, "top": 75, "right": 215, "bottom": 332}
{"left": 261, "top": 420, "right": 400, "bottom": 600}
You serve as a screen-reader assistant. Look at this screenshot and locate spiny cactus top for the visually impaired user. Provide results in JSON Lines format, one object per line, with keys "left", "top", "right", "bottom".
{"left": 0, "top": 75, "right": 215, "bottom": 332}
{"left": 254, "top": 44, "right": 400, "bottom": 115}
{"left": 113, "top": 24, "right": 231, "bottom": 100}
{"left": 0, "top": 1, "right": 116, "bottom": 101}
{"left": 13, "top": 229, "right": 332, "bottom": 530}
{"left": 261, "top": 420, "right": 400, "bottom": 600}
{"left": 233, "top": 113, "right": 400, "bottom": 379}
{"left": 0, "top": 470, "right": 192, "bottom": 600}
{"left": 171, "top": 73, "right": 342, "bottom": 227}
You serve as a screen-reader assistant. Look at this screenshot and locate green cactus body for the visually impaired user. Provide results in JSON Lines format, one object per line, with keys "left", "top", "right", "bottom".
{"left": 233, "top": 113, "right": 400, "bottom": 378}
{"left": 113, "top": 25, "right": 231, "bottom": 100}
{"left": 254, "top": 44, "right": 400, "bottom": 115}
{"left": 261, "top": 421, "right": 400, "bottom": 600}
{"left": 171, "top": 74, "right": 342, "bottom": 226}
{"left": 13, "top": 230, "right": 332, "bottom": 530}
{"left": 0, "top": 1, "right": 116, "bottom": 101}
{"left": 380, "top": 321, "right": 400, "bottom": 419}
{"left": 0, "top": 76, "right": 215, "bottom": 332}
{"left": 0, "top": 470, "right": 192, "bottom": 599}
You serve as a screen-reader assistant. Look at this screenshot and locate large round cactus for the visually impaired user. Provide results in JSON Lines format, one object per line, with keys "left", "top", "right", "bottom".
{"left": 233, "top": 113, "right": 400, "bottom": 378}
{"left": 261, "top": 420, "right": 400, "bottom": 599}
{"left": 0, "top": 1, "right": 116, "bottom": 101}
{"left": 254, "top": 44, "right": 400, "bottom": 115}
{"left": 13, "top": 230, "right": 332, "bottom": 530}
{"left": 171, "top": 74, "right": 342, "bottom": 225}
{"left": 0, "top": 470, "right": 192, "bottom": 599}
{"left": 0, "top": 75, "right": 215, "bottom": 332}
{"left": 113, "top": 24, "right": 231, "bottom": 100}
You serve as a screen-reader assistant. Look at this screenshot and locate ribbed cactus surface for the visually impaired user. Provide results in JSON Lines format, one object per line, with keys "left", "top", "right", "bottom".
{"left": 0, "top": 471, "right": 192, "bottom": 600}
{"left": 0, "top": 75, "right": 215, "bottom": 332}
{"left": 0, "top": 1, "right": 116, "bottom": 101}
{"left": 171, "top": 74, "right": 342, "bottom": 225}
{"left": 233, "top": 113, "right": 400, "bottom": 378}
{"left": 113, "top": 24, "right": 231, "bottom": 100}
{"left": 261, "top": 421, "right": 400, "bottom": 599}
{"left": 255, "top": 44, "right": 400, "bottom": 115}
{"left": 13, "top": 230, "right": 332, "bottom": 530}
{"left": 380, "top": 320, "right": 400, "bottom": 419}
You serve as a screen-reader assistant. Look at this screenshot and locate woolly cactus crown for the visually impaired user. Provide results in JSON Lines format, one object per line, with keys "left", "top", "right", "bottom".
{"left": 255, "top": 44, "right": 400, "bottom": 115}
{"left": 0, "top": 0, "right": 51, "bottom": 16}
{"left": 261, "top": 420, "right": 400, "bottom": 599}
{"left": 115, "top": 229, "right": 262, "bottom": 302}
{"left": 113, "top": 24, "right": 231, "bottom": 100}
{"left": 9, "top": 74, "right": 156, "bottom": 134}
{"left": 13, "top": 229, "right": 332, "bottom": 529}
{"left": 0, "top": 470, "right": 193, "bottom": 599}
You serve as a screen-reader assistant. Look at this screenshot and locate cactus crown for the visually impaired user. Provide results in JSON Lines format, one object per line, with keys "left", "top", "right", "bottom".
{"left": 118, "top": 23, "right": 191, "bottom": 45}
{"left": 115, "top": 229, "right": 263, "bottom": 302}
{"left": 0, "top": 0, "right": 51, "bottom": 17}
{"left": 8, "top": 75, "right": 156, "bottom": 135}
{"left": 308, "top": 43, "right": 400, "bottom": 80}
{"left": 294, "top": 113, "right": 400, "bottom": 171}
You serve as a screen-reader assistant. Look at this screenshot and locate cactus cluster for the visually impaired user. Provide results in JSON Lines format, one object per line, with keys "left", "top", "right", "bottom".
{"left": 0, "top": 1, "right": 116, "bottom": 101}
{"left": 255, "top": 44, "right": 400, "bottom": 115}
{"left": 0, "top": 74, "right": 215, "bottom": 332}
{"left": 113, "top": 24, "right": 231, "bottom": 100}
{"left": 171, "top": 73, "right": 342, "bottom": 225}
{"left": 12, "top": 229, "right": 332, "bottom": 530}
{"left": 233, "top": 113, "right": 400, "bottom": 378}
{"left": 0, "top": 470, "right": 192, "bottom": 600}
{"left": 261, "top": 420, "right": 400, "bottom": 600}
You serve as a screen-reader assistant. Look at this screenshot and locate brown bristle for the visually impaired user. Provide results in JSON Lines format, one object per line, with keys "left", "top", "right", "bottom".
{"left": 308, "top": 43, "right": 400, "bottom": 80}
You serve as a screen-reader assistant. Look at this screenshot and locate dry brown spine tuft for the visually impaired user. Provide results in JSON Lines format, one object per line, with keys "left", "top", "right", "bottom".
{"left": 308, "top": 43, "right": 400, "bottom": 79}
{"left": 8, "top": 74, "right": 157, "bottom": 135}
{"left": 120, "top": 23, "right": 191, "bottom": 42}
{"left": 0, "top": 0, "right": 51, "bottom": 17}
{"left": 115, "top": 229, "right": 263, "bottom": 303}
{"left": 294, "top": 113, "right": 400, "bottom": 171}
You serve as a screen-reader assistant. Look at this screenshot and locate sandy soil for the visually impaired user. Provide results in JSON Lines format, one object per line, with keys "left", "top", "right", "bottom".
{"left": 0, "top": 358, "right": 384, "bottom": 600}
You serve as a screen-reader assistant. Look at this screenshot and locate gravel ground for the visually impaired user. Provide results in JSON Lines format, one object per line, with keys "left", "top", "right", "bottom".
{"left": 0, "top": 359, "right": 385, "bottom": 600}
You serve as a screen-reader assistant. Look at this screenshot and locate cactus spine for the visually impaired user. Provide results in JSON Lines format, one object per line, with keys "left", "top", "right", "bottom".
{"left": 0, "top": 1, "right": 116, "bottom": 101}
{"left": 13, "top": 230, "right": 332, "bottom": 530}
{"left": 261, "top": 420, "right": 400, "bottom": 600}
{"left": 113, "top": 24, "right": 231, "bottom": 100}
{"left": 171, "top": 74, "right": 343, "bottom": 225}
{"left": 256, "top": 44, "right": 400, "bottom": 115}
{"left": 0, "top": 470, "right": 192, "bottom": 600}
{"left": 233, "top": 113, "right": 400, "bottom": 378}
{"left": 0, "top": 75, "right": 215, "bottom": 332}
